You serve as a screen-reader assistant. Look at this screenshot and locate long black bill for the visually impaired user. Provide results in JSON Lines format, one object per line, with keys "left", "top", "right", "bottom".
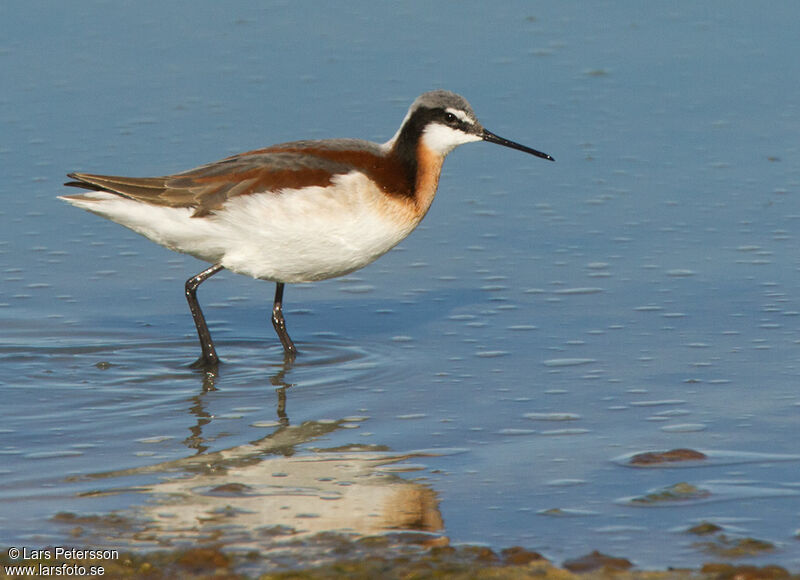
{"left": 482, "top": 129, "right": 554, "bottom": 161}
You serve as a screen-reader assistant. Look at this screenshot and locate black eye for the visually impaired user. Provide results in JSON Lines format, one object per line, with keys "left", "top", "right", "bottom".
{"left": 444, "top": 112, "right": 458, "bottom": 124}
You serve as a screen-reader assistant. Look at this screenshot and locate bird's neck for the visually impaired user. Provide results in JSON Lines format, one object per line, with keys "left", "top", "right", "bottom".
{"left": 386, "top": 123, "right": 447, "bottom": 220}
{"left": 411, "top": 143, "right": 445, "bottom": 219}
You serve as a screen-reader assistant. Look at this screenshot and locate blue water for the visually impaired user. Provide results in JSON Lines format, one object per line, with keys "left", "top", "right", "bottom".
{"left": 2, "top": 1, "right": 800, "bottom": 571}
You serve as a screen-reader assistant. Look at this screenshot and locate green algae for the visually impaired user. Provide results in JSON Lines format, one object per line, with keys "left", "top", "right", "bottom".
{"left": 629, "top": 482, "right": 712, "bottom": 505}
{"left": 696, "top": 535, "right": 776, "bottom": 559}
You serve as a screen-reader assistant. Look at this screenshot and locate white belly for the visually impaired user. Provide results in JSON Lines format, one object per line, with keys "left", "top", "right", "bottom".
{"left": 216, "top": 174, "right": 420, "bottom": 281}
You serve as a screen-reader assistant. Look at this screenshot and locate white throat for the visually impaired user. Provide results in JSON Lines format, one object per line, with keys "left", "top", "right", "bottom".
{"left": 420, "top": 124, "right": 482, "bottom": 156}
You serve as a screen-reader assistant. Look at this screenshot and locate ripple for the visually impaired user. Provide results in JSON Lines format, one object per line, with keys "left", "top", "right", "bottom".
{"left": 498, "top": 428, "right": 536, "bottom": 436}
{"left": 136, "top": 436, "right": 175, "bottom": 444}
{"left": 629, "top": 399, "right": 686, "bottom": 407}
{"left": 251, "top": 420, "right": 282, "bottom": 428}
{"left": 543, "top": 358, "right": 597, "bottom": 367}
{"left": 540, "top": 428, "right": 590, "bottom": 436}
{"left": 474, "top": 350, "right": 510, "bottom": 358}
{"left": 660, "top": 423, "right": 707, "bottom": 433}
{"left": 552, "top": 287, "right": 604, "bottom": 295}
{"left": 545, "top": 479, "right": 587, "bottom": 487}
{"left": 523, "top": 412, "right": 581, "bottom": 421}
{"left": 24, "top": 450, "right": 84, "bottom": 459}
{"left": 339, "top": 284, "right": 375, "bottom": 294}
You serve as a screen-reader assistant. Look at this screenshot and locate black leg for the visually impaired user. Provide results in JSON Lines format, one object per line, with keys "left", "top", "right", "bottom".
{"left": 185, "top": 264, "right": 224, "bottom": 368}
{"left": 271, "top": 282, "right": 297, "bottom": 358}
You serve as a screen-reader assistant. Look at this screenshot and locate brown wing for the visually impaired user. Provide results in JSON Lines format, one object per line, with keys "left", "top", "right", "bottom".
{"left": 65, "top": 139, "right": 415, "bottom": 217}
{"left": 64, "top": 148, "right": 357, "bottom": 218}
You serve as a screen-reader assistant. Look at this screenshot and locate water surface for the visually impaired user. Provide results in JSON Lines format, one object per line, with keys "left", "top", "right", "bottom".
{"left": 2, "top": 1, "right": 800, "bottom": 571}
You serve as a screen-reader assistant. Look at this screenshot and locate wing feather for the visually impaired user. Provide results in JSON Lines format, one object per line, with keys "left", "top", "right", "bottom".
{"left": 64, "top": 139, "right": 413, "bottom": 217}
{"left": 66, "top": 150, "right": 350, "bottom": 217}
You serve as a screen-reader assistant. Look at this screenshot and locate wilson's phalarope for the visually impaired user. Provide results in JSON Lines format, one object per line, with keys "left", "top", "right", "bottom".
{"left": 61, "top": 90, "right": 553, "bottom": 367}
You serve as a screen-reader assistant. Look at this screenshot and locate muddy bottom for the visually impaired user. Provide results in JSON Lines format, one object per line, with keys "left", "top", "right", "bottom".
{"left": 3, "top": 538, "right": 797, "bottom": 580}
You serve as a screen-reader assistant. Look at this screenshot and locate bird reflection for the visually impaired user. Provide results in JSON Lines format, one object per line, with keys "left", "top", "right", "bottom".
{"left": 183, "top": 392, "right": 214, "bottom": 453}
{"left": 183, "top": 351, "right": 296, "bottom": 454}
{"left": 67, "top": 349, "right": 448, "bottom": 555}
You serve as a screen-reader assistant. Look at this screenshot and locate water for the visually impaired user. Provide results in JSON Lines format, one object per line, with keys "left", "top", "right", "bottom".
{"left": 2, "top": 1, "right": 800, "bottom": 571}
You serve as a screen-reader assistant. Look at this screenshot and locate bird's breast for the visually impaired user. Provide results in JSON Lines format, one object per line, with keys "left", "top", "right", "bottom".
{"left": 215, "top": 171, "right": 427, "bottom": 282}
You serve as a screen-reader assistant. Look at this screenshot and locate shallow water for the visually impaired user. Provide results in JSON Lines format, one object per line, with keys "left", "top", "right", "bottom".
{"left": 2, "top": 1, "right": 800, "bottom": 571}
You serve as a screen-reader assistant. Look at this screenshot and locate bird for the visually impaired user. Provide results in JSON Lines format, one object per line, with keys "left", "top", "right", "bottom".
{"left": 60, "top": 90, "right": 553, "bottom": 368}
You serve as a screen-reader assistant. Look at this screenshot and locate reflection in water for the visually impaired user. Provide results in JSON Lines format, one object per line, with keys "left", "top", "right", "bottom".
{"left": 268, "top": 352, "right": 295, "bottom": 427}
{"left": 185, "top": 352, "right": 296, "bottom": 453}
{"left": 66, "top": 361, "right": 452, "bottom": 553}
{"left": 134, "top": 448, "right": 444, "bottom": 548}
{"left": 183, "top": 379, "right": 215, "bottom": 454}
